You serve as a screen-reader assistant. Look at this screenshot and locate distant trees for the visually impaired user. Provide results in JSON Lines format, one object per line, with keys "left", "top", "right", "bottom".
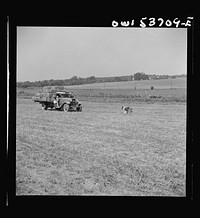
{"left": 86, "top": 76, "right": 97, "bottom": 83}
{"left": 16, "top": 74, "right": 147, "bottom": 88}
{"left": 69, "top": 76, "right": 97, "bottom": 85}
{"left": 17, "top": 73, "right": 185, "bottom": 88}
{"left": 134, "top": 72, "right": 149, "bottom": 81}
{"left": 70, "top": 76, "right": 79, "bottom": 85}
{"left": 17, "top": 81, "right": 31, "bottom": 88}
{"left": 148, "top": 74, "right": 169, "bottom": 80}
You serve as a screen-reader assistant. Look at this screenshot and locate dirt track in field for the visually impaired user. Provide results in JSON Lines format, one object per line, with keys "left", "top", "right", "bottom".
{"left": 16, "top": 98, "right": 186, "bottom": 196}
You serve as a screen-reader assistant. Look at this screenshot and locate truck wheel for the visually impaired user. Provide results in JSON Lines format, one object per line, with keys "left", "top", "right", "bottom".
{"left": 77, "top": 106, "right": 82, "bottom": 112}
{"left": 62, "top": 104, "right": 69, "bottom": 112}
{"left": 42, "top": 104, "right": 47, "bottom": 110}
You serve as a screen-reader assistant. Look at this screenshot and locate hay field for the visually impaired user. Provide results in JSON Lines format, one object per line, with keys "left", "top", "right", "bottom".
{"left": 64, "top": 77, "right": 187, "bottom": 89}
{"left": 17, "top": 78, "right": 187, "bottom": 104}
{"left": 16, "top": 98, "right": 186, "bottom": 196}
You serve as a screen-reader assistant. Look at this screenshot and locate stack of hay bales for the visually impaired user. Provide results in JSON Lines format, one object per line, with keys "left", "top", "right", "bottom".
{"left": 40, "top": 86, "right": 68, "bottom": 102}
{"left": 42, "top": 86, "right": 66, "bottom": 93}
{"left": 40, "top": 86, "right": 56, "bottom": 102}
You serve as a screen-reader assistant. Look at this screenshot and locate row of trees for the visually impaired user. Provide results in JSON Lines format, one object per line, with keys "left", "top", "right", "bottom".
{"left": 16, "top": 73, "right": 150, "bottom": 88}
{"left": 133, "top": 72, "right": 149, "bottom": 80}
{"left": 17, "top": 76, "right": 98, "bottom": 88}
{"left": 17, "top": 75, "right": 134, "bottom": 88}
{"left": 17, "top": 72, "right": 185, "bottom": 88}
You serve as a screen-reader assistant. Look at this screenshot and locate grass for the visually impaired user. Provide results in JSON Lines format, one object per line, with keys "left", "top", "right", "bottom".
{"left": 17, "top": 86, "right": 186, "bottom": 104}
{"left": 16, "top": 98, "right": 186, "bottom": 196}
{"left": 65, "top": 77, "right": 186, "bottom": 89}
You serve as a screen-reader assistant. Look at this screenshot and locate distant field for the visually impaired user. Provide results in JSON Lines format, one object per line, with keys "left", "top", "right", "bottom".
{"left": 64, "top": 77, "right": 187, "bottom": 89}
{"left": 16, "top": 98, "right": 186, "bottom": 196}
{"left": 69, "top": 88, "right": 186, "bottom": 103}
{"left": 17, "top": 78, "right": 186, "bottom": 103}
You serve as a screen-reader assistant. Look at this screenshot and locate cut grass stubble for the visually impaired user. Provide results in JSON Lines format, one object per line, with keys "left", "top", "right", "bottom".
{"left": 16, "top": 99, "right": 186, "bottom": 196}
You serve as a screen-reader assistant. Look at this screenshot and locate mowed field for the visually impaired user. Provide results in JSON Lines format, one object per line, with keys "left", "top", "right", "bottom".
{"left": 65, "top": 77, "right": 187, "bottom": 89}
{"left": 17, "top": 78, "right": 187, "bottom": 103}
{"left": 16, "top": 96, "right": 186, "bottom": 196}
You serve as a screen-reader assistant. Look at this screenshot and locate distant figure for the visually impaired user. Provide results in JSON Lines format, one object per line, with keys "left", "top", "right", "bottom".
{"left": 54, "top": 94, "right": 60, "bottom": 108}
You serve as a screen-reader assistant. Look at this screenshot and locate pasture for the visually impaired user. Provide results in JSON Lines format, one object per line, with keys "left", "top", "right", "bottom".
{"left": 65, "top": 77, "right": 187, "bottom": 90}
{"left": 17, "top": 78, "right": 187, "bottom": 103}
{"left": 16, "top": 98, "right": 186, "bottom": 196}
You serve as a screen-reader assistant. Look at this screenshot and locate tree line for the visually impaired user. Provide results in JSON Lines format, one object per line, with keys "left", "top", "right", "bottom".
{"left": 17, "top": 75, "right": 134, "bottom": 88}
{"left": 17, "top": 73, "right": 186, "bottom": 88}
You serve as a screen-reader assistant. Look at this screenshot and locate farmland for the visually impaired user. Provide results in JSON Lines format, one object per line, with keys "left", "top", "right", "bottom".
{"left": 16, "top": 89, "right": 186, "bottom": 195}
{"left": 65, "top": 77, "right": 187, "bottom": 90}
{"left": 17, "top": 78, "right": 187, "bottom": 103}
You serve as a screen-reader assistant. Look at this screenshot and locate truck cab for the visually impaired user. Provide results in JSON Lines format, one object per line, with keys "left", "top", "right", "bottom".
{"left": 54, "top": 91, "right": 82, "bottom": 111}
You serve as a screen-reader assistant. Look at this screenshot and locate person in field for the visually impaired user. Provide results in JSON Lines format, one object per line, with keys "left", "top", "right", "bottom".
{"left": 53, "top": 94, "right": 60, "bottom": 108}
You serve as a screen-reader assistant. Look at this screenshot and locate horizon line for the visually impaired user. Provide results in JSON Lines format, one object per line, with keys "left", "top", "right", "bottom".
{"left": 17, "top": 73, "right": 187, "bottom": 83}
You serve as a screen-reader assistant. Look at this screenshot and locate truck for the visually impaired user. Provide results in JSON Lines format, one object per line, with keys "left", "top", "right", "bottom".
{"left": 32, "top": 90, "right": 82, "bottom": 112}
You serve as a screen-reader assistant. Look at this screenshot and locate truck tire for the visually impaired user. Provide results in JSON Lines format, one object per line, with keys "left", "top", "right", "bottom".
{"left": 77, "top": 106, "right": 82, "bottom": 112}
{"left": 42, "top": 104, "right": 47, "bottom": 110}
{"left": 62, "top": 103, "right": 69, "bottom": 112}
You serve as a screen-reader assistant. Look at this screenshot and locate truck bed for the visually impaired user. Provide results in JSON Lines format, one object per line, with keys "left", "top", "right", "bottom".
{"left": 38, "top": 92, "right": 55, "bottom": 103}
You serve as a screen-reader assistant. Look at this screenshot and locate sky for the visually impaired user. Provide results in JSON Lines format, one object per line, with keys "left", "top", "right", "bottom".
{"left": 17, "top": 27, "right": 187, "bottom": 82}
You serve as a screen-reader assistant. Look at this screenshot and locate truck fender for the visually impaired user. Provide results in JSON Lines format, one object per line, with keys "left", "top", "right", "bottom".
{"left": 61, "top": 102, "right": 70, "bottom": 107}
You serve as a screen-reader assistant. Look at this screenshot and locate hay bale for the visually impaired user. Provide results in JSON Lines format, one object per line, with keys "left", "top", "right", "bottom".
{"left": 38, "top": 92, "right": 54, "bottom": 102}
{"left": 42, "top": 86, "right": 54, "bottom": 92}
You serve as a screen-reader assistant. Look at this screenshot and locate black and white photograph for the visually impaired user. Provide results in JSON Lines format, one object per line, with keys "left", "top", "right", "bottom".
{"left": 14, "top": 18, "right": 190, "bottom": 197}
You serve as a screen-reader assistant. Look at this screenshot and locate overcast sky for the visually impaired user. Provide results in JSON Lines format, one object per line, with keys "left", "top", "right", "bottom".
{"left": 17, "top": 27, "right": 187, "bottom": 82}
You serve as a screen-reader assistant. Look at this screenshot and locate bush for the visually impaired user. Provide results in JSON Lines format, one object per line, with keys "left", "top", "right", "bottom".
{"left": 151, "top": 86, "right": 154, "bottom": 90}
